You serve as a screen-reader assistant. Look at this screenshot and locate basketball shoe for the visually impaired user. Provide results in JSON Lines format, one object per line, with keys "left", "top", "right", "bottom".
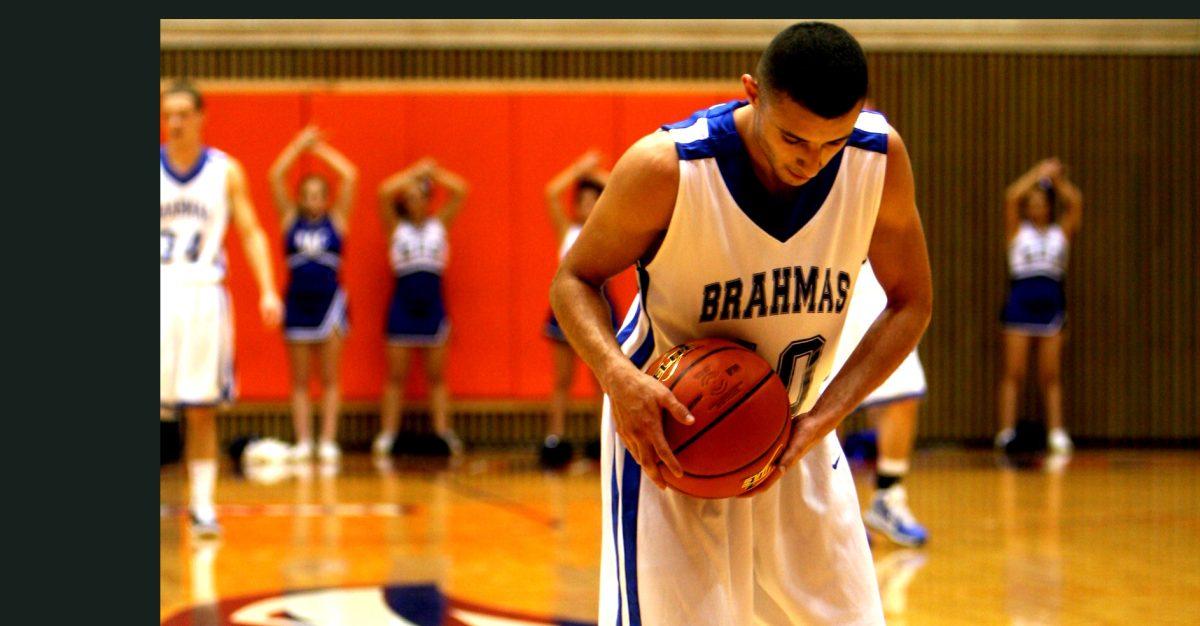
{"left": 864, "top": 485, "right": 928, "bottom": 548}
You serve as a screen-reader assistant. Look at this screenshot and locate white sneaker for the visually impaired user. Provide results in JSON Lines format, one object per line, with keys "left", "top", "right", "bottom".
{"left": 1048, "top": 428, "right": 1074, "bottom": 454}
{"left": 189, "top": 507, "right": 221, "bottom": 540}
{"left": 317, "top": 440, "right": 341, "bottom": 463}
{"left": 372, "top": 432, "right": 396, "bottom": 456}
{"left": 994, "top": 428, "right": 1016, "bottom": 450}
{"left": 291, "top": 440, "right": 314, "bottom": 462}
{"left": 864, "top": 485, "right": 929, "bottom": 547}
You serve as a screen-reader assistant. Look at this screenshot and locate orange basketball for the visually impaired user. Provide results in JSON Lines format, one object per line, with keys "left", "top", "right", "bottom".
{"left": 647, "top": 337, "right": 792, "bottom": 499}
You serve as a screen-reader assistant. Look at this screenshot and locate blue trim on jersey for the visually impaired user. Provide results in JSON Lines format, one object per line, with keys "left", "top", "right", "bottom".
{"left": 160, "top": 145, "right": 210, "bottom": 185}
{"left": 663, "top": 100, "right": 848, "bottom": 242}
{"left": 610, "top": 454, "right": 624, "bottom": 626}
{"left": 848, "top": 127, "right": 888, "bottom": 154}
{"left": 615, "top": 302, "right": 641, "bottom": 345}
{"left": 620, "top": 448, "right": 643, "bottom": 626}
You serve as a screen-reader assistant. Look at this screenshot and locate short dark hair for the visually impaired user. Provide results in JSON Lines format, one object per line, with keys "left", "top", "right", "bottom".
{"left": 164, "top": 80, "right": 204, "bottom": 111}
{"left": 756, "top": 22, "right": 868, "bottom": 119}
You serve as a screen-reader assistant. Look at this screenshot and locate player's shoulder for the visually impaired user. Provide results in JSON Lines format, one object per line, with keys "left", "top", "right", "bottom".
{"left": 661, "top": 99, "right": 745, "bottom": 161}
{"left": 848, "top": 109, "right": 894, "bottom": 155}
{"left": 614, "top": 130, "right": 679, "bottom": 187}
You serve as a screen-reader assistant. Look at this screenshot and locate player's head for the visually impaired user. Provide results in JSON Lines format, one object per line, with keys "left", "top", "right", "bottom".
{"left": 1023, "top": 179, "right": 1056, "bottom": 225}
{"left": 298, "top": 174, "right": 330, "bottom": 217}
{"left": 574, "top": 178, "right": 605, "bottom": 222}
{"left": 395, "top": 176, "right": 433, "bottom": 221}
{"left": 162, "top": 81, "right": 205, "bottom": 145}
{"left": 742, "top": 22, "right": 868, "bottom": 187}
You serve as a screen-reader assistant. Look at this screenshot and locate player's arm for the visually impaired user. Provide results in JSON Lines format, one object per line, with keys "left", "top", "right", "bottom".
{"left": 1004, "top": 158, "right": 1057, "bottom": 242}
{"left": 227, "top": 157, "right": 283, "bottom": 328}
{"left": 310, "top": 140, "right": 358, "bottom": 234}
{"left": 378, "top": 157, "right": 434, "bottom": 233}
{"left": 431, "top": 164, "right": 470, "bottom": 227}
{"left": 549, "top": 132, "right": 695, "bottom": 489}
{"left": 1052, "top": 166, "right": 1083, "bottom": 240}
{"left": 777, "top": 127, "right": 933, "bottom": 470}
{"left": 545, "top": 150, "right": 602, "bottom": 239}
{"left": 268, "top": 126, "right": 320, "bottom": 227}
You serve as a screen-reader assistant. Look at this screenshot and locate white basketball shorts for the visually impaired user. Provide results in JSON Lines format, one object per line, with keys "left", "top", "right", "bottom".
{"left": 160, "top": 280, "right": 235, "bottom": 407}
{"left": 599, "top": 398, "right": 884, "bottom": 626}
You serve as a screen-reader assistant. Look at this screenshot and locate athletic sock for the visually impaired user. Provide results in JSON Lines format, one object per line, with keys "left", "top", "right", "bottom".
{"left": 876, "top": 457, "right": 910, "bottom": 492}
{"left": 189, "top": 459, "right": 217, "bottom": 520}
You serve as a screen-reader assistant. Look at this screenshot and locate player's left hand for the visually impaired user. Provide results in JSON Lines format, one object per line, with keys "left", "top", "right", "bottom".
{"left": 260, "top": 292, "right": 283, "bottom": 329}
{"left": 775, "top": 411, "right": 835, "bottom": 470}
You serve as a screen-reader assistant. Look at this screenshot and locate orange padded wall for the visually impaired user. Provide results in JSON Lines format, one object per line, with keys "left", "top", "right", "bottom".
{"left": 165, "top": 88, "right": 740, "bottom": 400}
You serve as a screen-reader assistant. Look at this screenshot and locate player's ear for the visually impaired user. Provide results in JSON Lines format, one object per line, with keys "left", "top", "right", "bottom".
{"left": 741, "top": 74, "right": 760, "bottom": 105}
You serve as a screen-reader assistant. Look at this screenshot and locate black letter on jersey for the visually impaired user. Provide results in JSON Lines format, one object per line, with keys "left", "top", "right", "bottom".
{"left": 770, "top": 267, "right": 790, "bottom": 315}
{"left": 700, "top": 283, "right": 721, "bottom": 323}
{"left": 818, "top": 268, "right": 835, "bottom": 313}
{"left": 794, "top": 266, "right": 818, "bottom": 313}
{"left": 720, "top": 279, "right": 743, "bottom": 320}
{"left": 743, "top": 272, "right": 767, "bottom": 319}
{"left": 836, "top": 271, "right": 851, "bottom": 312}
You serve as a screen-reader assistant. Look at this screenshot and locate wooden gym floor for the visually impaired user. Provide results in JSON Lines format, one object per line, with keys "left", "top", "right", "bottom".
{"left": 160, "top": 448, "right": 1200, "bottom": 625}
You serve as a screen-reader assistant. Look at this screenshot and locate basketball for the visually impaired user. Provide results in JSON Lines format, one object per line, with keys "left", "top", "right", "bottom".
{"left": 646, "top": 338, "right": 792, "bottom": 498}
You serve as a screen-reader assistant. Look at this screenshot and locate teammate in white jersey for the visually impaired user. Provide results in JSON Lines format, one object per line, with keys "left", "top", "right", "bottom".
{"left": 996, "top": 158, "right": 1083, "bottom": 454}
{"left": 551, "top": 22, "right": 931, "bottom": 625}
{"left": 161, "top": 82, "right": 283, "bottom": 537}
{"left": 375, "top": 158, "right": 469, "bottom": 458}
{"left": 541, "top": 151, "right": 611, "bottom": 468}
{"left": 823, "top": 260, "right": 929, "bottom": 548}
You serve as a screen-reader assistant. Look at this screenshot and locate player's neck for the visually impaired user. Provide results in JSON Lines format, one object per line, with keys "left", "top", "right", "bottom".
{"left": 732, "top": 105, "right": 795, "bottom": 197}
{"left": 165, "top": 140, "right": 204, "bottom": 172}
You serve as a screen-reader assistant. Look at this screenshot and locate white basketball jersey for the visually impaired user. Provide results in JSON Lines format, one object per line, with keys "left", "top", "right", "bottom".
{"left": 390, "top": 218, "right": 448, "bottom": 276}
{"left": 160, "top": 146, "right": 231, "bottom": 285}
{"left": 622, "top": 101, "right": 890, "bottom": 416}
{"left": 558, "top": 223, "right": 583, "bottom": 260}
{"left": 1009, "top": 221, "right": 1068, "bottom": 280}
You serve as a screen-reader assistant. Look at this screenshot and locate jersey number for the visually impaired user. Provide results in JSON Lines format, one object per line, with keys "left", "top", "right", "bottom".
{"left": 776, "top": 336, "right": 827, "bottom": 417}
{"left": 161, "top": 229, "right": 202, "bottom": 263}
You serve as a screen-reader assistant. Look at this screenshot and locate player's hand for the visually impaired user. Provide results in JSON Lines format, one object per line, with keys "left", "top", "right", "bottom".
{"left": 775, "top": 410, "right": 835, "bottom": 471}
{"left": 604, "top": 366, "right": 695, "bottom": 490}
{"left": 577, "top": 150, "right": 602, "bottom": 174}
{"left": 298, "top": 125, "right": 323, "bottom": 149}
{"left": 260, "top": 292, "right": 283, "bottom": 329}
{"left": 1038, "top": 157, "right": 1063, "bottom": 180}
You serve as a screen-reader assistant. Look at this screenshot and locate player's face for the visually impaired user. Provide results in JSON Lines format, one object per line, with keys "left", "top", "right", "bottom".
{"left": 752, "top": 87, "right": 862, "bottom": 188}
{"left": 576, "top": 188, "right": 600, "bottom": 222}
{"left": 162, "top": 92, "right": 203, "bottom": 145}
{"left": 1025, "top": 189, "right": 1051, "bottom": 224}
{"left": 299, "top": 178, "right": 329, "bottom": 215}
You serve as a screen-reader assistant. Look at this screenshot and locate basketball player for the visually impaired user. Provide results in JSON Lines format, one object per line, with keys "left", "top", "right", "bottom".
{"left": 161, "top": 82, "right": 283, "bottom": 537}
{"left": 375, "top": 157, "right": 469, "bottom": 457}
{"left": 550, "top": 22, "right": 931, "bottom": 624}
{"left": 541, "top": 150, "right": 610, "bottom": 469}
{"left": 822, "top": 260, "right": 930, "bottom": 548}
{"left": 268, "top": 125, "right": 358, "bottom": 463}
{"left": 995, "top": 158, "right": 1083, "bottom": 454}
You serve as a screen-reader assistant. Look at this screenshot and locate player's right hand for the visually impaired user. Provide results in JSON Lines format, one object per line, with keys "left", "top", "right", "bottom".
{"left": 604, "top": 366, "right": 694, "bottom": 489}
{"left": 260, "top": 291, "right": 284, "bottom": 329}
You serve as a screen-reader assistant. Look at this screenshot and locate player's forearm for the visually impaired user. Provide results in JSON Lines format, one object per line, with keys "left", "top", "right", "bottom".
{"left": 549, "top": 270, "right": 636, "bottom": 390}
{"left": 812, "top": 301, "right": 931, "bottom": 425}
{"left": 242, "top": 229, "right": 279, "bottom": 296}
